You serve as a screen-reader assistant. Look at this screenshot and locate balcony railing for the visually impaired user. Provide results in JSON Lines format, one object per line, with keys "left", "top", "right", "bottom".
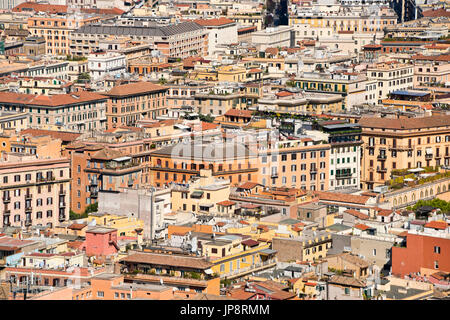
{"left": 2, "top": 197, "right": 10, "bottom": 203}
{"left": 336, "top": 173, "right": 352, "bottom": 179}
{"left": 220, "top": 259, "right": 277, "bottom": 279}
{"left": 59, "top": 202, "right": 66, "bottom": 208}
{"left": 59, "top": 215, "right": 66, "bottom": 222}
{"left": 4, "top": 209, "right": 10, "bottom": 215}
{"left": 377, "top": 154, "right": 387, "bottom": 160}
{"left": 25, "top": 219, "right": 32, "bottom": 226}
{"left": 376, "top": 167, "right": 387, "bottom": 172}
{"left": 25, "top": 206, "right": 32, "bottom": 212}
{"left": 25, "top": 194, "right": 32, "bottom": 200}
{"left": 425, "top": 154, "right": 433, "bottom": 159}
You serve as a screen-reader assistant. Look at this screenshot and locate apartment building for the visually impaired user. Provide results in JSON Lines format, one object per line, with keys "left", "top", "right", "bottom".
{"left": 204, "top": 236, "right": 277, "bottom": 279}
{"left": 165, "top": 83, "right": 213, "bottom": 110}
{"left": 171, "top": 169, "right": 230, "bottom": 216}
{"left": 251, "top": 26, "right": 294, "bottom": 51}
{"left": 149, "top": 141, "right": 258, "bottom": 187}
{"left": 194, "top": 17, "right": 237, "bottom": 56}
{"left": 392, "top": 231, "right": 450, "bottom": 277}
{"left": 194, "top": 83, "right": 262, "bottom": 116}
{"left": 104, "top": 82, "right": 168, "bottom": 129}
{"left": 359, "top": 115, "right": 450, "bottom": 189}
{"left": 63, "top": 144, "right": 141, "bottom": 214}
{"left": 70, "top": 22, "right": 208, "bottom": 58}
{"left": 410, "top": 54, "right": 450, "bottom": 86}
{"left": 257, "top": 138, "right": 331, "bottom": 191}
{"left": 0, "top": 155, "right": 70, "bottom": 228}
{"left": 293, "top": 72, "right": 370, "bottom": 110}
{"left": 27, "top": 13, "right": 101, "bottom": 56}
{"left": 319, "top": 121, "right": 362, "bottom": 191}
{"left": 366, "top": 61, "right": 414, "bottom": 104}
{"left": 88, "top": 51, "right": 127, "bottom": 81}
{"left": 256, "top": 90, "right": 345, "bottom": 115}
{"left": 0, "top": 91, "right": 107, "bottom": 132}
{"left": 289, "top": 5, "right": 397, "bottom": 34}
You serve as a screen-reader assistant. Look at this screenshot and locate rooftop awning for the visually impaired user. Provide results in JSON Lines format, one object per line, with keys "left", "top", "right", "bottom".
{"left": 113, "top": 156, "right": 132, "bottom": 162}
{"left": 190, "top": 191, "right": 204, "bottom": 198}
{"left": 259, "top": 249, "right": 277, "bottom": 256}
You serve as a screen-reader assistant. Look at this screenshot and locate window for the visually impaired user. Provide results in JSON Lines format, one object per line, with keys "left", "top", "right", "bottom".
{"left": 97, "top": 291, "right": 104, "bottom": 297}
{"left": 344, "top": 287, "right": 350, "bottom": 295}
{"left": 373, "top": 249, "right": 376, "bottom": 256}
{"left": 434, "top": 261, "right": 439, "bottom": 269}
{"left": 434, "top": 246, "right": 441, "bottom": 254}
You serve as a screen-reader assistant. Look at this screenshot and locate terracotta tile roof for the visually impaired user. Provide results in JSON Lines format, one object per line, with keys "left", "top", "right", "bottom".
{"left": 314, "top": 191, "right": 370, "bottom": 205}
{"left": 411, "top": 54, "right": 450, "bottom": 62}
{"left": 237, "top": 182, "right": 261, "bottom": 189}
{"left": 422, "top": 8, "right": 450, "bottom": 18}
{"left": 20, "top": 129, "right": 81, "bottom": 143}
{"left": 13, "top": 2, "right": 124, "bottom": 15}
{"left": 215, "top": 222, "right": 226, "bottom": 227}
{"left": 194, "top": 17, "right": 235, "bottom": 26}
{"left": 375, "top": 208, "right": 394, "bottom": 217}
{"left": 239, "top": 220, "right": 250, "bottom": 225}
{"left": 68, "top": 223, "right": 87, "bottom": 230}
{"left": 91, "top": 147, "right": 125, "bottom": 161}
{"left": 217, "top": 200, "right": 235, "bottom": 207}
{"left": 359, "top": 115, "right": 450, "bottom": 130}
{"left": 228, "top": 288, "right": 257, "bottom": 300}
{"left": 120, "top": 252, "right": 213, "bottom": 270}
{"left": 241, "top": 239, "right": 259, "bottom": 247}
{"left": 224, "top": 109, "right": 253, "bottom": 118}
{"left": 13, "top": 2, "right": 67, "bottom": 13}
{"left": 329, "top": 275, "right": 366, "bottom": 288}
{"left": 354, "top": 223, "right": 371, "bottom": 231}
{"left": 105, "top": 82, "right": 167, "bottom": 97}
{"left": 276, "top": 91, "right": 294, "bottom": 97}
{"left": 67, "top": 241, "right": 84, "bottom": 249}
{"left": 424, "top": 221, "right": 448, "bottom": 230}
{"left": 0, "top": 91, "right": 107, "bottom": 107}
{"left": 265, "top": 47, "right": 279, "bottom": 56}
{"left": 344, "top": 209, "right": 369, "bottom": 220}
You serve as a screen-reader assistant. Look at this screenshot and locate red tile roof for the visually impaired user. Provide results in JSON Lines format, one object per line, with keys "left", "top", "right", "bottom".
{"left": 424, "top": 221, "right": 448, "bottom": 230}
{"left": 238, "top": 182, "right": 260, "bottom": 189}
{"left": 354, "top": 224, "right": 371, "bottom": 231}
{"left": 359, "top": 115, "right": 450, "bottom": 130}
{"left": 68, "top": 223, "right": 87, "bottom": 230}
{"left": 376, "top": 209, "right": 394, "bottom": 217}
{"left": 20, "top": 129, "right": 81, "bottom": 143}
{"left": 194, "top": 17, "right": 235, "bottom": 26}
{"left": 344, "top": 209, "right": 369, "bottom": 220}
{"left": 0, "top": 91, "right": 107, "bottom": 107}
{"left": 224, "top": 109, "right": 253, "bottom": 118}
{"left": 314, "top": 191, "right": 370, "bottom": 205}
{"left": 276, "top": 91, "right": 294, "bottom": 97}
{"left": 241, "top": 239, "right": 259, "bottom": 247}
{"left": 217, "top": 200, "right": 235, "bottom": 207}
{"left": 422, "top": 8, "right": 450, "bottom": 18}
{"left": 105, "top": 82, "right": 167, "bottom": 97}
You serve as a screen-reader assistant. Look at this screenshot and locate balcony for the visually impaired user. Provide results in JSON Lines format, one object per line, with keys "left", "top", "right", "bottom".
{"left": 3, "top": 209, "right": 10, "bottom": 216}
{"left": 25, "top": 219, "right": 32, "bottom": 226}
{"left": 89, "top": 180, "right": 98, "bottom": 186}
{"left": 376, "top": 167, "right": 387, "bottom": 173}
{"left": 377, "top": 154, "right": 387, "bottom": 160}
{"left": 25, "top": 206, "right": 32, "bottom": 212}
{"left": 336, "top": 172, "right": 352, "bottom": 179}
{"left": 220, "top": 258, "right": 277, "bottom": 279}
{"left": 25, "top": 193, "right": 32, "bottom": 200}
{"left": 310, "top": 168, "right": 318, "bottom": 173}
{"left": 59, "top": 215, "right": 66, "bottom": 222}
{"left": 2, "top": 197, "right": 10, "bottom": 203}
{"left": 59, "top": 202, "right": 66, "bottom": 208}
{"left": 59, "top": 190, "right": 66, "bottom": 195}
{"left": 425, "top": 154, "right": 433, "bottom": 160}
{"left": 271, "top": 172, "right": 278, "bottom": 178}
{"left": 435, "top": 154, "right": 441, "bottom": 159}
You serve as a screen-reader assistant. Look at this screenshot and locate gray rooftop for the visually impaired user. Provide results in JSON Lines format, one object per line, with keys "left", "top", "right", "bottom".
{"left": 74, "top": 22, "right": 204, "bottom": 37}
